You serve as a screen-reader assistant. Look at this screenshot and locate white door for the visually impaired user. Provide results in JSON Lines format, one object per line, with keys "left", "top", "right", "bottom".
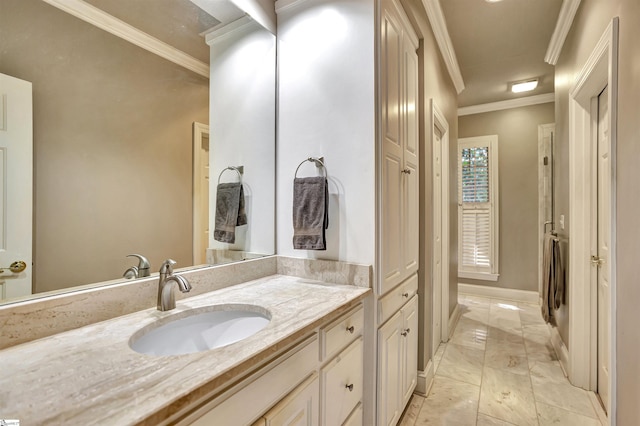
{"left": 192, "top": 122, "right": 210, "bottom": 265}
{"left": 0, "top": 74, "right": 33, "bottom": 300}
{"left": 432, "top": 128, "right": 443, "bottom": 352}
{"left": 596, "top": 85, "right": 610, "bottom": 413}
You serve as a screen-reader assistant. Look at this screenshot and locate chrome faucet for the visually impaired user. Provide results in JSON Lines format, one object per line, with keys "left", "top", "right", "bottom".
{"left": 157, "top": 259, "right": 192, "bottom": 311}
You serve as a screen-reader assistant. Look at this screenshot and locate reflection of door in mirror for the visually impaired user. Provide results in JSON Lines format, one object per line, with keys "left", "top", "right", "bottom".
{"left": 0, "top": 73, "right": 33, "bottom": 300}
{"left": 193, "top": 122, "right": 210, "bottom": 265}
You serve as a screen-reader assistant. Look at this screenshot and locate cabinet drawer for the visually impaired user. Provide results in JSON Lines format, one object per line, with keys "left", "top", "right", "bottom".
{"left": 262, "top": 373, "right": 319, "bottom": 426}
{"left": 342, "top": 402, "right": 363, "bottom": 426}
{"left": 321, "top": 305, "right": 364, "bottom": 361}
{"left": 378, "top": 274, "right": 417, "bottom": 325}
{"left": 321, "top": 338, "right": 363, "bottom": 426}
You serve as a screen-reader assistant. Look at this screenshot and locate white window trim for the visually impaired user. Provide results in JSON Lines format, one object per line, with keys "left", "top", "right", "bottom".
{"left": 457, "top": 135, "right": 499, "bottom": 280}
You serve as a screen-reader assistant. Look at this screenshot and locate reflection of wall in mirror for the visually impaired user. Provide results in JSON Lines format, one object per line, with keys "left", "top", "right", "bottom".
{"left": 207, "top": 18, "right": 276, "bottom": 258}
{"left": 0, "top": 0, "right": 209, "bottom": 294}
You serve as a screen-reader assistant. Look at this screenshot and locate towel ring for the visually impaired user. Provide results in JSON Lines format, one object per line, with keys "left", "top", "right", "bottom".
{"left": 218, "top": 166, "right": 244, "bottom": 185}
{"left": 295, "top": 157, "right": 327, "bottom": 179}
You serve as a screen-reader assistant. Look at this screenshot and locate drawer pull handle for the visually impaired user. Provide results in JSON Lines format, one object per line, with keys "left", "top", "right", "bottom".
{"left": 346, "top": 326, "right": 355, "bottom": 334}
{"left": 402, "top": 292, "right": 409, "bottom": 298}
{"left": 401, "top": 328, "right": 411, "bottom": 336}
{"left": 345, "top": 383, "right": 354, "bottom": 392}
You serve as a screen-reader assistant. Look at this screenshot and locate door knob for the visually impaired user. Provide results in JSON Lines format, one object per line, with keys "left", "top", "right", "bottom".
{"left": 0, "top": 261, "right": 27, "bottom": 274}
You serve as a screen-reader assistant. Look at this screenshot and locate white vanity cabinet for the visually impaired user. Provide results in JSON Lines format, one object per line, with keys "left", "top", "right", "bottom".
{"left": 377, "top": 294, "right": 418, "bottom": 426}
{"left": 188, "top": 304, "right": 364, "bottom": 426}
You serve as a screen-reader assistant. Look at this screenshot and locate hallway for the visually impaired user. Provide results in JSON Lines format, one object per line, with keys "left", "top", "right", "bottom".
{"left": 399, "top": 294, "right": 605, "bottom": 425}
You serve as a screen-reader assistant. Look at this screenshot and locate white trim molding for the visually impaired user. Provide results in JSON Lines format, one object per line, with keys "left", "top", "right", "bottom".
{"left": 448, "top": 303, "right": 462, "bottom": 340}
{"left": 458, "top": 93, "right": 555, "bottom": 116}
{"left": 415, "top": 360, "right": 434, "bottom": 396}
{"left": 567, "top": 18, "right": 617, "bottom": 421}
{"left": 548, "top": 323, "right": 570, "bottom": 376}
{"left": 430, "top": 99, "right": 451, "bottom": 347}
{"left": 545, "top": 0, "right": 582, "bottom": 65}
{"left": 459, "top": 283, "right": 539, "bottom": 304}
{"left": 458, "top": 272, "right": 499, "bottom": 282}
{"left": 41, "top": 0, "right": 210, "bottom": 78}
{"left": 421, "top": 0, "right": 465, "bottom": 94}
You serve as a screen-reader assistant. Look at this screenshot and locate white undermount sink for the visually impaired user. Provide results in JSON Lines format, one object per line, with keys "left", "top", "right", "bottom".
{"left": 129, "top": 304, "right": 271, "bottom": 356}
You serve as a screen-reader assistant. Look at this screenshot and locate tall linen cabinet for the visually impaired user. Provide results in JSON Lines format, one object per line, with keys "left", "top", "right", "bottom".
{"left": 276, "top": 0, "right": 420, "bottom": 424}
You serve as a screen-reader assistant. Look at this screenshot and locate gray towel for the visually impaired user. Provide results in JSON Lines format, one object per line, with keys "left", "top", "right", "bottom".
{"left": 292, "top": 177, "right": 329, "bottom": 250}
{"left": 542, "top": 233, "right": 564, "bottom": 323}
{"left": 214, "top": 182, "right": 247, "bottom": 244}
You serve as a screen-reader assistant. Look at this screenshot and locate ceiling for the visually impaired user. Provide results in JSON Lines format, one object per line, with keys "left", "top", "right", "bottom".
{"left": 440, "top": 0, "right": 563, "bottom": 107}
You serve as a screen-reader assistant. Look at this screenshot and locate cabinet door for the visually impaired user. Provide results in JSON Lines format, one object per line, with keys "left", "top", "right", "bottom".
{"left": 401, "top": 30, "right": 419, "bottom": 279}
{"left": 377, "top": 311, "right": 403, "bottom": 426}
{"left": 380, "top": 0, "right": 404, "bottom": 295}
{"left": 401, "top": 295, "right": 418, "bottom": 406}
{"left": 263, "top": 374, "right": 319, "bottom": 426}
{"left": 321, "top": 338, "right": 363, "bottom": 426}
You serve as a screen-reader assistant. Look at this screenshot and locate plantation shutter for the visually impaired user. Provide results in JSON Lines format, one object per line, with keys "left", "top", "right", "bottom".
{"left": 458, "top": 136, "right": 498, "bottom": 278}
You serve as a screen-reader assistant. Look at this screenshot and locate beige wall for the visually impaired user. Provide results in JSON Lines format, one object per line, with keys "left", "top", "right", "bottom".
{"left": 458, "top": 103, "right": 555, "bottom": 292}
{"left": 0, "top": 0, "right": 209, "bottom": 293}
{"left": 555, "top": 0, "right": 640, "bottom": 422}
{"left": 402, "top": 0, "right": 460, "bottom": 372}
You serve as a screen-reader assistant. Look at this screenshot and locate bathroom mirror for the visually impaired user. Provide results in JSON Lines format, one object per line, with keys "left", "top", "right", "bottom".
{"left": 0, "top": 0, "right": 276, "bottom": 304}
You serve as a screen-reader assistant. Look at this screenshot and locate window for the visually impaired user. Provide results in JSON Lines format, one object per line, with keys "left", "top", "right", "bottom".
{"left": 458, "top": 135, "right": 499, "bottom": 281}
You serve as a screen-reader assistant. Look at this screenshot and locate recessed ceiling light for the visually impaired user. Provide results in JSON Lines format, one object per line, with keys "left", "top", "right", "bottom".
{"left": 511, "top": 79, "right": 539, "bottom": 93}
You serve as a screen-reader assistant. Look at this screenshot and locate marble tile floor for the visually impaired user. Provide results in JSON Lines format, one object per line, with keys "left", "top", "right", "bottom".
{"left": 399, "top": 294, "right": 605, "bottom": 426}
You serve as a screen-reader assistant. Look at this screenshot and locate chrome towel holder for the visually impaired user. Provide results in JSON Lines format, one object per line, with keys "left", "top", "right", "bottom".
{"left": 295, "top": 157, "right": 327, "bottom": 179}
{"left": 218, "top": 165, "right": 244, "bottom": 185}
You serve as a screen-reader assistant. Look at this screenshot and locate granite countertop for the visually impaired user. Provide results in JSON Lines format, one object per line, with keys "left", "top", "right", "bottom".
{"left": 0, "top": 275, "right": 370, "bottom": 425}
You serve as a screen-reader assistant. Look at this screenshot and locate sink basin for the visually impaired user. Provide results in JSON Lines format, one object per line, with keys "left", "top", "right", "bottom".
{"left": 129, "top": 304, "right": 271, "bottom": 356}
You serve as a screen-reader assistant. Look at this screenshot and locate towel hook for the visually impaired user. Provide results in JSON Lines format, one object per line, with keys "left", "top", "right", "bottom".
{"left": 217, "top": 166, "right": 244, "bottom": 185}
{"left": 295, "top": 157, "right": 327, "bottom": 179}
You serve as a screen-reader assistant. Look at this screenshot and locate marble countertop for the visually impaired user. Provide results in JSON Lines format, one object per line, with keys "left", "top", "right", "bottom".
{"left": 0, "top": 275, "right": 370, "bottom": 425}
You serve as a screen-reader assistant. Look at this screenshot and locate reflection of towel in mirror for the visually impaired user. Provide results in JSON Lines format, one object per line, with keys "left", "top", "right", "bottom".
{"left": 214, "top": 182, "right": 247, "bottom": 244}
{"left": 292, "top": 177, "right": 329, "bottom": 250}
{"left": 541, "top": 233, "right": 564, "bottom": 323}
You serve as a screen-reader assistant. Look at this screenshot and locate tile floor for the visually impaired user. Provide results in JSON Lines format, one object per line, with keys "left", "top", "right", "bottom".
{"left": 398, "top": 294, "right": 605, "bottom": 426}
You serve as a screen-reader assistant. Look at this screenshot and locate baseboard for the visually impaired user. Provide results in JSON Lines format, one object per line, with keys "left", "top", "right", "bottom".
{"left": 459, "top": 283, "right": 539, "bottom": 304}
{"left": 448, "top": 303, "right": 462, "bottom": 339}
{"left": 548, "top": 323, "right": 570, "bottom": 376}
{"left": 415, "top": 360, "right": 434, "bottom": 396}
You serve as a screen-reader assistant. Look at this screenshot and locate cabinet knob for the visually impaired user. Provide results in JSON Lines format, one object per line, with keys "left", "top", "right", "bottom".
{"left": 346, "top": 325, "right": 355, "bottom": 334}
{"left": 401, "top": 168, "right": 412, "bottom": 175}
{"left": 345, "top": 383, "right": 354, "bottom": 392}
{"left": 402, "top": 292, "right": 409, "bottom": 298}
{"left": 401, "top": 328, "right": 411, "bottom": 336}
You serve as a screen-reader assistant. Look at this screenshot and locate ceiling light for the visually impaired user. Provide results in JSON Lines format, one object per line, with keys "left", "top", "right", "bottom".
{"left": 485, "top": 0, "right": 504, "bottom": 3}
{"left": 511, "top": 79, "right": 539, "bottom": 93}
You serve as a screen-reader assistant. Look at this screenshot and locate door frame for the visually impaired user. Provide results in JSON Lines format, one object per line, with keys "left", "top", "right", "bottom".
{"left": 192, "top": 122, "right": 210, "bottom": 265}
{"left": 568, "top": 18, "right": 617, "bottom": 422}
{"left": 430, "top": 99, "right": 450, "bottom": 350}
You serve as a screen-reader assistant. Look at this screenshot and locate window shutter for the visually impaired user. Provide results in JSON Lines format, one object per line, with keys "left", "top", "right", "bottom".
{"left": 458, "top": 136, "right": 499, "bottom": 279}
{"left": 461, "top": 208, "right": 491, "bottom": 270}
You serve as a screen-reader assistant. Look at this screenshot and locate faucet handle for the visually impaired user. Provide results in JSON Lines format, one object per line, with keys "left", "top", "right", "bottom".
{"left": 159, "top": 259, "right": 177, "bottom": 275}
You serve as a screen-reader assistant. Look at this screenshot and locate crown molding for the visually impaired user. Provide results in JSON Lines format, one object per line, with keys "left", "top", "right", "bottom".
{"left": 458, "top": 93, "right": 555, "bottom": 116}
{"left": 545, "top": 0, "right": 582, "bottom": 65}
{"left": 205, "top": 16, "right": 255, "bottom": 45}
{"left": 275, "top": 0, "right": 311, "bottom": 14}
{"left": 41, "top": 0, "right": 210, "bottom": 78}
{"left": 421, "top": 0, "right": 465, "bottom": 94}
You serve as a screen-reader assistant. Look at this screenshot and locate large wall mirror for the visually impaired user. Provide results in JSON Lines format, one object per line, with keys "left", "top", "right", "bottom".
{"left": 0, "top": 0, "right": 276, "bottom": 305}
